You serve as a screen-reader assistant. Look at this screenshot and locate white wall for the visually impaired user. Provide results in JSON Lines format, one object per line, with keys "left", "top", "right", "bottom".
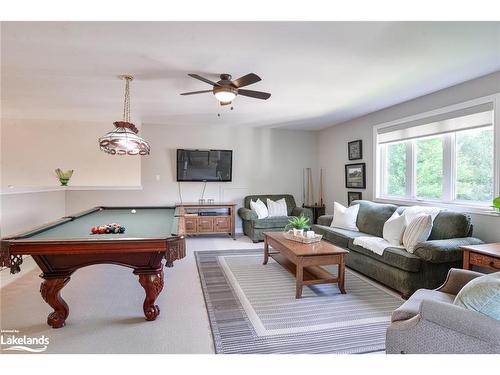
{"left": 0, "top": 191, "right": 66, "bottom": 237}
{"left": 318, "top": 71, "right": 500, "bottom": 242}
{"left": 65, "top": 123, "right": 319, "bottom": 230}
{"left": 1, "top": 118, "right": 141, "bottom": 188}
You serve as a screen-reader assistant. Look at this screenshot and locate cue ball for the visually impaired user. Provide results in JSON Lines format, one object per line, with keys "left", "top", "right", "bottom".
{"left": 131, "top": 209, "right": 137, "bottom": 214}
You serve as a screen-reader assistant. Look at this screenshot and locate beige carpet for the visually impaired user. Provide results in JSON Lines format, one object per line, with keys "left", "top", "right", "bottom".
{"left": 0, "top": 236, "right": 262, "bottom": 354}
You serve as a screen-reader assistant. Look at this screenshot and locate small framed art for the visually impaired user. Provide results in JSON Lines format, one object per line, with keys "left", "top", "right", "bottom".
{"left": 347, "top": 191, "right": 362, "bottom": 205}
{"left": 345, "top": 163, "right": 366, "bottom": 189}
{"left": 348, "top": 139, "right": 363, "bottom": 160}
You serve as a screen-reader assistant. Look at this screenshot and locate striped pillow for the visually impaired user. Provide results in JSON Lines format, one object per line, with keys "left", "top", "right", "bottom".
{"left": 402, "top": 214, "right": 432, "bottom": 253}
{"left": 250, "top": 199, "right": 268, "bottom": 219}
{"left": 267, "top": 198, "right": 288, "bottom": 217}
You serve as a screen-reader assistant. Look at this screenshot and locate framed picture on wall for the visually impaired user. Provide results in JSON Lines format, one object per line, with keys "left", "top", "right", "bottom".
{"left": 347, "top": 191, "right": 362, "bottom": 205}
{"left": 348, "top": 139, "right": 363, "bottom": 160}
{"left": 345, "top": 163, "right": 366, "bottom": 189}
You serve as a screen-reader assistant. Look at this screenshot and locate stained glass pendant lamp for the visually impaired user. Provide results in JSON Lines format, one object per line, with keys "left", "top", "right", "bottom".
{"left": 99, "top": 75, "right": 150, "bottom": 155}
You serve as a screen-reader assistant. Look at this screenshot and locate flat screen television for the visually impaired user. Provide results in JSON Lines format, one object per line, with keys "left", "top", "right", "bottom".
{"left": 176, "top": 149, "right": 233, "bottom": 182}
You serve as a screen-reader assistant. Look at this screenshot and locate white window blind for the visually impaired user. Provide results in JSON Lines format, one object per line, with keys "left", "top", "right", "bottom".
{"left": 377, "top": 102, "right": 493, "bottom": 144}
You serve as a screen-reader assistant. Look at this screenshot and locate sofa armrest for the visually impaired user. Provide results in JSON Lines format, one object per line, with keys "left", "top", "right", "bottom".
{"left": 238, "top": 207, "right": 258, "bottom": 221}
{"left": 386, "top": 300, "right": 500, "bottom": 353}
{"left": 419, "top": 299, "right": 500, "bottom": 345}
{"left": 436, "top": 268, "right": 484, "bottom": 295}
{"left": 291, "top": 207, "right": 313, "bottom": 222}
{"left": 413, "top": 237, "right": 484, "bottom": 263}
{"left": 317, "top": 215, "right": 333, "bottom": 226}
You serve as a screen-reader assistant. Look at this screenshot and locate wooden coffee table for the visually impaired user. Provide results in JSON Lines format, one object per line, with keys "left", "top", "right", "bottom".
{"left": 263, "top": 231, "right": 349, "bottom": 298}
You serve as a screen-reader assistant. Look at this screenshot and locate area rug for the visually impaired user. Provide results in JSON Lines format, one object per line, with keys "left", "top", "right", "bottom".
{"left": 195, "top": 249, "right": 403, "bottom": 354}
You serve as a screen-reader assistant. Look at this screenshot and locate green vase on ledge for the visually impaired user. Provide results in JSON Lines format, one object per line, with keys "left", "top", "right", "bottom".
{"left": 55, "top": 168, "right": 74, "bottom": 186}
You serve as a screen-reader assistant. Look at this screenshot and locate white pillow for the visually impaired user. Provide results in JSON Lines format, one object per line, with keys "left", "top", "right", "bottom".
{"left": 250, "top": 199, "right": 268, "bottom": 219}
{"left": 383, "top": 211, "right": 406, "bottom": 246}
{"left": 330, "top": 202, "right": 359, "bottom": 231}
{"left": 402, "top": 214, "right": 433, "bottom": 253}
{"left": 267, "top": 198, "right": 288, "bottom": 217}
{"left": 402, "top": 206, "right": 443, "bottom": 224}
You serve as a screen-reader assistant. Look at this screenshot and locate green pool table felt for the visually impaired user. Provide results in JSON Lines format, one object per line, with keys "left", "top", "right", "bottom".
{"left": 20, "top": 207, "right": 178, "bottom": 240}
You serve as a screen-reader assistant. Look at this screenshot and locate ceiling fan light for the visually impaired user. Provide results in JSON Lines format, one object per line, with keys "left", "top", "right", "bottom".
{"left": 214, "top": 90, "right": 236, "bottom": 103}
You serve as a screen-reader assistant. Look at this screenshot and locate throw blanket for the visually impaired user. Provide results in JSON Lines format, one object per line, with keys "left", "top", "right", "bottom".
{"left": 353, "top": 236, "right": 404, "bottom": 256}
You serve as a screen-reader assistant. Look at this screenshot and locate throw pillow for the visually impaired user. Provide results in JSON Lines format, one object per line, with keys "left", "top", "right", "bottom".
{"left": 267, "top": 198, "right": 288, "bottom": 217}
{"left": 383, "top": 211, "right": 406, "bottom": 246}
{"left": 402, "top": 214, "right": 433, "bottom": 253}
{"left": 402, "top": 205, "right": 443, "bottom": 224}
{"left": 250, "top": 199, "right": 268, "bottom": 219}
{"left": 330, "top": 202, "right": 359, "bottom": 231}
{"left": 454, "top": 272, "right": 500, "bottom": 320}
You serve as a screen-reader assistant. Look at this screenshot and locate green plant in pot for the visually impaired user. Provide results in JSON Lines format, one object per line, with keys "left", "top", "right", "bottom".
{"left": 493, "top": 196, "right": 500, "bottom": 212}
{"left": 285, "top": 214, "right": 310, "bottom": 236}
{"left": 55, "top": 168, "right": 74, "bottom": 186}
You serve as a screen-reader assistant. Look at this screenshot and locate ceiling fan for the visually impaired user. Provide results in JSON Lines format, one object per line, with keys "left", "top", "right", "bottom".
{"left": 180, "top": 73, "right": 271, "bottom": 105}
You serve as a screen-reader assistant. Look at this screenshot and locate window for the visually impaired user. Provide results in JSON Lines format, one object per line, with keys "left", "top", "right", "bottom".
{"left": 375, "top": 97, "right": 498, "bottom": 208}
{"left": 385, "top": 142, "right": 406, "bottom": 196}
{"left": 415, "top": 136, "right": 443, "bottom": 199}
{"left": 455, "top": 127, "right": 494, "bottom": 202}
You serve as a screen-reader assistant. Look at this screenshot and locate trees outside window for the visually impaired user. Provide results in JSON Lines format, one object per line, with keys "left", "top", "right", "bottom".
{"left": 416, "top": 136, "right": 443, "bottom": 199}
{"left": 386, "top": 142, "right": 406, "bottom": 196}
{"left": 456, "top": 127, "right": 494, "bottom": 202}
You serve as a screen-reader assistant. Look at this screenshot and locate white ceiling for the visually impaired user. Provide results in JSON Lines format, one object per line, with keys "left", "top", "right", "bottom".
{"left": 2, "top": 22, "right": 500, "bottom": 130}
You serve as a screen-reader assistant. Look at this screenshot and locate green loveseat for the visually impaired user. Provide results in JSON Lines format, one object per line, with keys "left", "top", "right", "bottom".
{"left": 311, "top": 200, "right": 484, "bottom": 298}
{"left": 238, "top": 194, "right": 313, "bottom": 242}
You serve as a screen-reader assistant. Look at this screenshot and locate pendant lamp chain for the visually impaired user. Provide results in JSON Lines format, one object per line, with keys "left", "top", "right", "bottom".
{"left": 123, "top": 76, "right": 131, "bottom": 123}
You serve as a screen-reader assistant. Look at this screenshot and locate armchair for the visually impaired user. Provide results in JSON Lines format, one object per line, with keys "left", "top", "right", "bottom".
{"left": 386, "top": 268, "right": 500, "bottom": 354}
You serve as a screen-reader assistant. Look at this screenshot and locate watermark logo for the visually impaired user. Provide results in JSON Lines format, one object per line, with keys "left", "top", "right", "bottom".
{"left": 1, "top": 329, "right": 49, "bottom": 353}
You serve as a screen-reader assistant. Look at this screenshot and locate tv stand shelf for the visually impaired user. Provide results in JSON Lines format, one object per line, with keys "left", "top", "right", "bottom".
{"left": 176, "top": 202, "right": 236, "bottom": 239}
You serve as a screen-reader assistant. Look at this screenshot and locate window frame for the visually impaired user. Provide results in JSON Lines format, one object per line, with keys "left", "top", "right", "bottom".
{"left": 373, "top": 94, "right": 500, "bottom": 215}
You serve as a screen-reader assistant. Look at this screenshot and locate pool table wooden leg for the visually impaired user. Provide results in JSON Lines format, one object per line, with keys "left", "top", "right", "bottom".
{"left": 40, "top": 275, "right": 71, "bottom": 328}
{"left": 137, "top": 269, "right": 164, "bottom": 321}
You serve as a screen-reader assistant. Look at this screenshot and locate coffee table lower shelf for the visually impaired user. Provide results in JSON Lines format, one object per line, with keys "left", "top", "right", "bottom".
{"left": 270, "top": 253, "right": 340, "bottom": 286}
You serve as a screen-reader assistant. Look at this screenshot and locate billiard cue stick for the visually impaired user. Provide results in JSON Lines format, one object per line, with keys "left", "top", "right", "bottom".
{"left": 302, "top": 168, "right": 305, "bottom": 206}
{"left": 319, "top": 168, "right": 323, "bottom": 206}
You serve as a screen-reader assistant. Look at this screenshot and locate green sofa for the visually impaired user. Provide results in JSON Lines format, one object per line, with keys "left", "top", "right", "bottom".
{"left": 311, "top": 200, "right": 484, "bottom": 297}
{"left": 238, "top": 194, "right": 313, "bottom": 242}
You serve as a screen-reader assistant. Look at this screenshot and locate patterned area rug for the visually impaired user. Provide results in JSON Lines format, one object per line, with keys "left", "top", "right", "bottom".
{"left": 196, "top": 249, "right": 403, "bottom": 354}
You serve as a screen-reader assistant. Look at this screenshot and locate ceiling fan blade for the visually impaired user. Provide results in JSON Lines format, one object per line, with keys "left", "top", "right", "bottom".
{"left": 180, "top": 90, "right": 213, "bottom": 96}
{"left": 237, "top": 89, "right": 271, "bottom": 100}
{"left": 232, "top": 73, "right": 261, "bottom": 88}
{"left": 188, "top": 73, "right": 220, "bottom": 86}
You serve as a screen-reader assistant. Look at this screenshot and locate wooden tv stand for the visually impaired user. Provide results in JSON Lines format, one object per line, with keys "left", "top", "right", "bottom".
{"left": 176, "top": 202, "right": 236, "bottom": 240}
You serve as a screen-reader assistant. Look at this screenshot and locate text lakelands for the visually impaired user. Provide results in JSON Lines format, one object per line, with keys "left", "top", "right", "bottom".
{"left": 1, "top": 334, "right": 50, "bottom": 345}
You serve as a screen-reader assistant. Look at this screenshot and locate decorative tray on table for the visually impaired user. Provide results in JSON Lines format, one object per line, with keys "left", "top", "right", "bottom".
{"left": 283, "top": 231, "right": 323, "bottom": 244}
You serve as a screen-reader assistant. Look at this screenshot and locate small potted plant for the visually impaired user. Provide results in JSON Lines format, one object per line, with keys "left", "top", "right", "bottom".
{"left": 493, "top": 196, "right": 500, "bottom": 213}
{"left": 55, "top": 168, "right": 74, "bottom": 186}
{"left": 285, "top": 214, "right": 310, "bottom": 237}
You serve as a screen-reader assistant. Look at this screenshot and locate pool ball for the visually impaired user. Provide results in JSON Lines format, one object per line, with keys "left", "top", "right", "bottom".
{"left": 131, "top": 209, "right": 137, "bottom": 214}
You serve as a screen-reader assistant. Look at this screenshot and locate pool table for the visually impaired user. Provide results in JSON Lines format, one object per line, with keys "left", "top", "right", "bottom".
{"left": 1, "top": 206, "right": 186, "bottom": 328}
